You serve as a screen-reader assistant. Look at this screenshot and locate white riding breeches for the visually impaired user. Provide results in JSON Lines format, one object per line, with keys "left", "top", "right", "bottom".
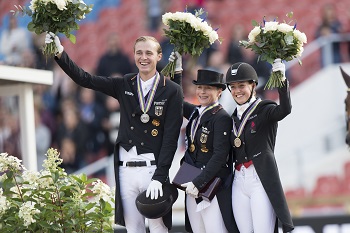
{"left": 186, "top": 195, "right": 228, "bottom": 233}
{"left": 119, "top": 166, "right": 168, "bottom": 233}
{"left": 232, "top": 164, "right": 276, "bottom": 233}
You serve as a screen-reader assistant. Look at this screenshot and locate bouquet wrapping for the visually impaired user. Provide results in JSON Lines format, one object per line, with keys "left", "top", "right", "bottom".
{"left": 12, "top": 0, "right": 93, "bottom": 56}
{"left": 161, "top": 8, "right": 221, "bottom": 78}
{"left": 239, "top": 13, "right": 307, "bottom": 89}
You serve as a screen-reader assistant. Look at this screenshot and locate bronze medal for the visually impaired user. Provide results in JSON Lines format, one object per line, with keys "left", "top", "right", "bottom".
{"left": 234, "top": 138, "right": 241, "bottom": 147}
{"left": 152, "top": 119, "right": 160, "bottom": 127}
{"left": 189, "top": 143, "right": 195, "bottom": 152}
{"left": 151, "top": 129, "right": 158, "bottom": 136}
{"left": 201, "top": 147, "right": 209, "bottom": 153}
{"left": 140, "top": 113, "right": 150, "bottom": 123}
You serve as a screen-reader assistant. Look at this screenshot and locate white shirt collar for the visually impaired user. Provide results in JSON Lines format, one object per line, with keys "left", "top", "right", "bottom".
{"left": 140, "top": 73, "right": 156, "bottom": 97}
{"left": 237, "top": 96, "right": 256, "bottom": 120}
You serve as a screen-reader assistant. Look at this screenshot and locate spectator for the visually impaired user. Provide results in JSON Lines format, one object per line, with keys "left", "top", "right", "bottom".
{"left": 0, "top": 14, "right": 31, "bottom": 66}
{"left": 77, "top": 88, "right": 106, "bottom": 156}
{"left": 226, "top": 24, "right": 247, "bottom": 65}
{"left": 101, "top": 96, "right": 121, "bottom": 156}
{"left": 96, "top": 32, "right": 134, "bottom": 77}
{"left": 315, "top": 3, "right": 343, "bottom": 66}
{"left": 55, "top": 104, "right": 90, "bottom": 173}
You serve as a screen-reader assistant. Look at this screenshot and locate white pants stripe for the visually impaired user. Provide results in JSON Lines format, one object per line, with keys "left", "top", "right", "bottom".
{"left": 232, "top": 165, "right": 276, "bottom": 233}
{"left": 186, "top": 195, "right": 228, "bottom": 233}
{"left": 119, "top": 166, "right": 168, "bottom": 233}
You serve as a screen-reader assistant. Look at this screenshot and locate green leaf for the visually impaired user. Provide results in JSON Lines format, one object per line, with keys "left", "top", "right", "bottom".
{"left": 69, "top": 34, "right": 76, "bottom": 44}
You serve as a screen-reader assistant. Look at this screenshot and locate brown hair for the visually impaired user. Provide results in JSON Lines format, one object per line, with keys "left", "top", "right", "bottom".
{"left": 134, "top": 36, "right": 162, "bottom": 54}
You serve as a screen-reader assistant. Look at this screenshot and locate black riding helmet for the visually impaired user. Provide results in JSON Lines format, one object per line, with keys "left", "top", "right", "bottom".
{"left": 225, "top": 62, "right": 258, "bottom": 86}
{"left": 225, "top": 62, "right": 258, "bottom": 105}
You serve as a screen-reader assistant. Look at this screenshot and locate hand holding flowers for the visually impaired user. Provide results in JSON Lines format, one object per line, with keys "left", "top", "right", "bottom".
{"left": 161, "top": 8, "right": 221, "bottom": 78}
{"left": 239, "top": 12, "right": 307, "bottom": 89}
{"left": 12, "top": 0, "right": 93, "bottom": 56}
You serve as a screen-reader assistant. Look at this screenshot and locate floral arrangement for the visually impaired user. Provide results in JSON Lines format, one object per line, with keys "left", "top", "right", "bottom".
{"left": 0, "top": 148, "right": 115, "bottom": 232}
{"left": 161, "top": 8, "right": 221, "bottom": 78}
{"left": 239, "top": 12, "right": 307, "bottom": 89}
{"left": 12, "top": 0, "right": 93, "bottom": 56}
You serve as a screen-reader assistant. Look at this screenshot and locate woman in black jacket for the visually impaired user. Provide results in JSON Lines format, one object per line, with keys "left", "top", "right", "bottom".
{"left": 170, "top": 52, "right": 238, "bottom": 233}
{"left": 225, "top": 61, "right": 294, "bottom": 233}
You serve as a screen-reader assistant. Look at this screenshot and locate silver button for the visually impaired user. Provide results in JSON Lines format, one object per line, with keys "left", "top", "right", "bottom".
{"left": 131, "top": 126, "right": 134, "bottom": 130}
{"left": 129, "top": 140, "right": 132, "bottom": 143}
{"left": 132, "top": 114, "right": 135, "bottom": 117}
{"left": 144, "top": 130, "right": 147, "bottom": 133}
{"left": 245, "top": 157, "right": 247, "bottom": 160}
{"left": 141, "top": 142, "right": 144, "bottom": 146}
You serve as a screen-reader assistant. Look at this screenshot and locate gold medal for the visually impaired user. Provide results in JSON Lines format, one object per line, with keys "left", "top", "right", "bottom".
{"left": 234, "top": 138, "right": 242, "bottom": 147}
{"left": 152, "top": 119, "right": 160, "bottom": 126}
{"left": 189, "top": 144, "right": 195, "bottom": 152}
{"left": 151, "top": 129, "right": 158, "bottom": 136}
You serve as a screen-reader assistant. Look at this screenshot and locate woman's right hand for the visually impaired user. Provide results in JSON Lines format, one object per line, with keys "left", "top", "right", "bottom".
{"left": 169, "top": 51, "right": 183, "bottom": 72}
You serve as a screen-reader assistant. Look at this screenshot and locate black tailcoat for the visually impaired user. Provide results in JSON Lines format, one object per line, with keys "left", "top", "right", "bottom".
{"left": 231, "top": 80, "right": 294, "bottom": 232}
{"left": 55, "top": 52, "right": 184, "bottom": 228}
{"left": 173, "top": 74, "right": 239, "bottom": 233}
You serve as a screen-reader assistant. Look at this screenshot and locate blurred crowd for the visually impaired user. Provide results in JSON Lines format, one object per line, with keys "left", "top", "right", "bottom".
{"left": 1, "top": 1, "right": 350, "bottom": 174}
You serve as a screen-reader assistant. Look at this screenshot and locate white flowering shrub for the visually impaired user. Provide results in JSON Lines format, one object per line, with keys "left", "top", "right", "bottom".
{"left": 0, "top": 148, "right": 115, "bottom": 232}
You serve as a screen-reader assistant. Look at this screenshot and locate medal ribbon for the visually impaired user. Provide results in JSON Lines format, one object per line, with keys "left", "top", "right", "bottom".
{"left": 232, "top": 98, "right": 261, "bottom": 138}
{"left": 190, "top": 102, "right": 219, "bottom": 143}
{"left": 137, "top": 72, "right": 160, "bottom": 114}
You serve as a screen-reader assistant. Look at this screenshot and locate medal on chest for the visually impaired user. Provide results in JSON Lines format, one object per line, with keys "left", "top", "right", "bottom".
{"left": 189, "top": 103, "right": 218, "bottom": 152}
{"left": 232, "top": 99, "right": 261, "bottom": 147}
{"left": 137, "top": 73, "right": 160, "bottom": 123}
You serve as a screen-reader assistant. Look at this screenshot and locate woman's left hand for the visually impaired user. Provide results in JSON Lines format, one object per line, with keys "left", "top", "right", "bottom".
{"left": 181, "top": 182, "right": 199, "bottom": 198}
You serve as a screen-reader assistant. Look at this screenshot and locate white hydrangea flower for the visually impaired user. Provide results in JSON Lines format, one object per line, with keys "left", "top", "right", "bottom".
{"left": 18, "top": 202, "right": 40, "bottom": 227}
{"left": 0, "top": 188, "right": 10, "bottom": 216}
{"left": 91, "top": 180, "right": 113, "bottom": 202}
{"left": 22, "top": 170, "right": 40, "bottom": 185}
{"left": 38, "top": 170, "right": 54, "bottom": 189}
{"left": 264, "top": 21, "right": 279, "bottom": 32}
{"left": 248, "top": 26, "right": 261, "bottom": 43}
{"left": 277, "top": 23, "right": 294, "bottom": 33}
{"left": 0, "top": 153, "right": 24, "bottom": 172}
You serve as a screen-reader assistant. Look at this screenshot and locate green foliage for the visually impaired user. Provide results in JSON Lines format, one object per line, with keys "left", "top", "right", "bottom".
{"left": 0, "top": 149, "right": 115, "bottom": 233}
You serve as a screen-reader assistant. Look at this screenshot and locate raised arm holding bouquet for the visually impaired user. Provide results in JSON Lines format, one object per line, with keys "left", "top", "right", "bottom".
{"left": 161, "top": 8, "right": 222, "bottom": 78}
{"left": 12, "top": 0, "right": 93, "bottom": 56}
{"left": 239, "top": 12, "right": 307, "bottom": 89}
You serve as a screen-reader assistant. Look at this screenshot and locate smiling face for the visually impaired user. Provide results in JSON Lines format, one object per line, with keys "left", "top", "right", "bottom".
{"left": 134, "top": 37, "right": 162, "bottom": 80}
{"left": 229, "top": 81, "right": 255, "bottom": 105}
{"left": 196, "top": 85, "right": 222, "bottom": 107}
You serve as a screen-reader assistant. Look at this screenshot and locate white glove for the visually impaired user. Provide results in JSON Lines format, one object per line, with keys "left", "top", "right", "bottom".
{"left": 146, "top": 180, "right": 163, "bottom": 200}
{"left": 45, "top": 32, "right": 64, "bottom": 55}
{"left": 168, "top": 51, "right": 183, "bottom": 72}
{"left": 272, "top": 58, "right": 286, "bottom": 81}
{"left": 181, "top": 182, "right": 199, "bottom": 198}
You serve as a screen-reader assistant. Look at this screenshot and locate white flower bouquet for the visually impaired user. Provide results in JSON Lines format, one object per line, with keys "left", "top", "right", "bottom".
{"left": 0, "top": 148, "right": 115, "bottom": 232}
{"left": 161, "top": 8, "right": 221, "bottom": 78}
{"left": 240, "top": 12, "right": 307, "bottom": 89}
{"left": 12, "top": 0, "right": 93, "bottom": 56}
